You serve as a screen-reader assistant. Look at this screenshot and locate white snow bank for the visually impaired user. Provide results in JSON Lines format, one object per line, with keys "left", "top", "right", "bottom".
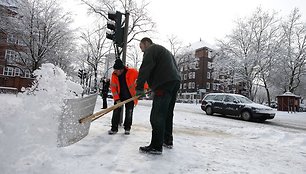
{"left": 0, "top": 63, "right": 83, "bottom": 174}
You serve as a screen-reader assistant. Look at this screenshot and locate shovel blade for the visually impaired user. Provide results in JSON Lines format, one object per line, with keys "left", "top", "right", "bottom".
{"left": 57, "top": 94, "right": 98, "bottom": 147}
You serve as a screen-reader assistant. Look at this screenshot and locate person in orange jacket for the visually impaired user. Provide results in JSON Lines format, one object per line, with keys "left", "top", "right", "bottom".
{"left": 108, "top": 59, "right": 140, "bottom": 135}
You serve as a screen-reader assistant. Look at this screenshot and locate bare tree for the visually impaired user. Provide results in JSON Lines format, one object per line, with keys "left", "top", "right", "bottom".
{"left": 274, "top": 8, "right": 306, "bottom": 93}
{"left": 9, "top": 0, "right": 74, "bottom": 72}
{"left": 49, "top": 39, "right": 79, "bottom": 76}
{"left": 81, "top": 0, "right": 155, "bottom": 44}
{"left": 215, "top": 7, "right": 306, "bottom": 101}
{"left": 80, "top": 25, "right": 112, "bottom": 90}
{"left": 217, "top": 17, "right": 257, "bottom": 99}
{"left": 217, "top": 8, "right": 283, "bottom": 101}
{"left": 127, "top": 43, "right": 142, "bottom": 68}
{"left": 250, "top": 8, "right": 282, "bottom": 105}
{"left": 167, "top": 34, "right": 183, "bottom": 58}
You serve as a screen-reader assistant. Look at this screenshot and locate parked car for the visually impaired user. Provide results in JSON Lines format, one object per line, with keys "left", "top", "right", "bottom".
{"left": 263, "top": 101, "right": 278, "bottom": 109}
{"left": 299, "top": 103, "right": 306, "bottom": 112}
{"left": 201, "top": 93, "right": 275, "bottom": 121}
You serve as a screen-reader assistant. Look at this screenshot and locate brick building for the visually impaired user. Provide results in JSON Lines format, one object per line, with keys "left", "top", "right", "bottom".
{"left": 0, "top": 2, "right": 33, "bottom": 92}
{"left": 178, "top": 41, "right": 240, "bottom": 103}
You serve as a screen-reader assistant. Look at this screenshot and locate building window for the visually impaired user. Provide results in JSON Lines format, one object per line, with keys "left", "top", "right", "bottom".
{"left": 208, "top": 62, "right": 213, "bottom": 69}
{"left": 208, "top": 51, "right": 212, "bottom": 58}
{"left": 184, "top": 74, "right": 187, "bottom": 80}
{"left": 15, "top": 68, "right": 21, "bottom": 76}
{"left": 180, "top": 66, "right": 184, "bottom": 71}
{"left": 183, "top": 83, "right": 187, "bottom": 89}
{"left": 192, "top": 82, "right": 195, "bottom": 89}
{"left": 25, "top": 70, "right": 31, "bottom": 78}
{"left": 207, "top": 72, "right": 211, "bottom": 79}
{"left": 4, "top": 67, "right": 14, "bottom": 76}
{"left": 5, "top": 50, "right": 15, "bottom": 61}
{"left": 17, "top": 39, "right": 26, "bottom": 46}
{"left": 5, "top": 50, "right": 20, "bottom": 63}
{"left": 187, "top": 72, "right": 196, "bottom": 79}
{"left": 184, "top": 64, "right": 188, "bottom": 71}
{"left": 7, "top": 34, "right": 17, "bottom": 44}
{"left": 190, "top": 62, "right": 196, "bottom": 69}
{"left": 213, "top": 83, "right": 217, "bottom": 90}
{"left": 206, "top": 82, "right": 210, "bottom": 89}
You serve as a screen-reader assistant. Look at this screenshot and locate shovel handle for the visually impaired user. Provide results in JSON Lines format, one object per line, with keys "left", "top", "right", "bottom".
{"left": 79, "top": 95, "right": 139, "bottom": 123}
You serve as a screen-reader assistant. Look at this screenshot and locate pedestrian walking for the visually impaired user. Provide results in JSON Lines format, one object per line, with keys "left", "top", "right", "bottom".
{"left": 101, "top": 77, "right": 110, "bottom": 109}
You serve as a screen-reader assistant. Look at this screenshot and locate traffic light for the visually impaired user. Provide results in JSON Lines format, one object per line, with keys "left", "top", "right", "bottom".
{"left": 78, "top": 69, "right": 83, "bottom": 79}
{"left": 106, "top": 11, "right": 124, "bottom": 47}
{"left": 83, "top": 72, "right": 87, "bottom": 79}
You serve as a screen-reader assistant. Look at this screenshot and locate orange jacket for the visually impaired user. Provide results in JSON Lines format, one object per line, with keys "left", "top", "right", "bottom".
{"left": 110, "top": 67, "right": 148, "bottom": 105}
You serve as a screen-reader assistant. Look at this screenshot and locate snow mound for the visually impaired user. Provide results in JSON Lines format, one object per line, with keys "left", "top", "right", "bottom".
{"left": 0, "top": 63, "right": 83, "bottom": 174}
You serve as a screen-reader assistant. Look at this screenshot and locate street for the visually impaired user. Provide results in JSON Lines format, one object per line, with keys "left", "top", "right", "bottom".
{"left": 169, "top": 101, "right": 306, "bottom": 133}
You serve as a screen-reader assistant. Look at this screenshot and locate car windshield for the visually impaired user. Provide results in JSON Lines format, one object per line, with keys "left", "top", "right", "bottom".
{"left": 235, "top": 95, "right": 253, "bottom": 103}
{"left": 204, "top": 95, "right": 215, "bottom": 100}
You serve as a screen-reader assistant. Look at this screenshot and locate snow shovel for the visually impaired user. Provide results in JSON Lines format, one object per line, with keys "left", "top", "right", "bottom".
{"left": 57, "top": 94, "right": 98, "bottom": 147}
{"left": 79, "top": 95, "right": 140, "bottom": 123}
{"left": 57, "top": 93, "right": 144, "bottom": 147}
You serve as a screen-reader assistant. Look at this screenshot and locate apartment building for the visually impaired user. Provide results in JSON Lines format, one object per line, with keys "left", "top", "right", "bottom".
{"left": 178, "top": 41, "right": 239, "bottom": 103}
{"left": 0, "top": 3, "right": 33, "bottom": 92}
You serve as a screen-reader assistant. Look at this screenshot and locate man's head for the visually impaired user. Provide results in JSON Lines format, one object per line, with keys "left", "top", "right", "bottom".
{"left": 139, "top": 37, "right": 153, "bottom": 52}
{"left": 113, "top": 59, "right": 125, "bottom": 76}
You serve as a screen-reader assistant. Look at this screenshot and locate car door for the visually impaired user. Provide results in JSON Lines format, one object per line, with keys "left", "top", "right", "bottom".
{"left": 212, "top": 95, "right": 225, "bottom": 114}
{"left": 223, "top": 95, "right": 240, "bottom": 116}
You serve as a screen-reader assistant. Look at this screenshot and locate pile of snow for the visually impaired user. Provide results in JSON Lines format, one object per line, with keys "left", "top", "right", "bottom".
{"left": 0, "top": 63, "right": 82, "bottom": 174}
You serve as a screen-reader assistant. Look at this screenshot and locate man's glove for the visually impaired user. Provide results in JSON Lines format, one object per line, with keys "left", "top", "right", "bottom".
{"left": 136, "top": 90, "right": 146, "bottom": 98}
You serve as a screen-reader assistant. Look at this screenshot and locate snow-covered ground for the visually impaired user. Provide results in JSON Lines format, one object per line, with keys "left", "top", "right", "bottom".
{"left": 1, "top": 64, "right": 306, "bottom": 174}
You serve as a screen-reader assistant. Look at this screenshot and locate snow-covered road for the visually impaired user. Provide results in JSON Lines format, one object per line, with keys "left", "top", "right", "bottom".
{"left": 1, "top": 97, "right": 306, "bottom": 174}
{"left": 51, "top": 99, "right": 306, "bottom": 174}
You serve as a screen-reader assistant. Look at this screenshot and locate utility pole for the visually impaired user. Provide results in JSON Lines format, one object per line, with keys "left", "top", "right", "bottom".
{"left": 106, "top": 10, "right": 129, "bottom": 125}
{"left": 122, "top": 12, "right": 129, "bottom": 65}
{"left": 119, "top": 12, "right": 129, "bottom": 125}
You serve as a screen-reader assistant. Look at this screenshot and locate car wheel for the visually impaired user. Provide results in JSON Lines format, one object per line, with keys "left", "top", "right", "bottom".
{"left": 241, "top": 111, "right": 251, "bottom": 121}
{"left": 205, "top": 106, "right": 213, "bottom": 115}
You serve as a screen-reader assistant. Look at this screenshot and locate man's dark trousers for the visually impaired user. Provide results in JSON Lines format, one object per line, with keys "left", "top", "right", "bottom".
{"left": 149, "top": 80, "right": 180, "bottom": 150}
{"left": 102, "top": 96, "right": 107, "bottom": 109}
{"left": 111, "top": 100, "right": 134, "bottom": 131}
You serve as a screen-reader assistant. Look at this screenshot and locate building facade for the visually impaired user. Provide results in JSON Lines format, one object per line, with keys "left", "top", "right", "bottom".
{"left": 178, "top": 42, "right": 242, "bottom": 103}
{"left": 0, "top": 3, "right": 33, "bottom": 92}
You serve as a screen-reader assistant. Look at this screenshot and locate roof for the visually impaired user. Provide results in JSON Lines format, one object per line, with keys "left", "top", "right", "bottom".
{"left": 277, "top": 91, "right": 301, "bottom": 98}
{"left": 183, "top": 40, "right": 216, "bottom": 53}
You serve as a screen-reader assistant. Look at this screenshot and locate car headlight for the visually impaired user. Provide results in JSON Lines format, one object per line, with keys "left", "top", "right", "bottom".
{"left": 251, "top": 107, "right": 272, "bottom": 112}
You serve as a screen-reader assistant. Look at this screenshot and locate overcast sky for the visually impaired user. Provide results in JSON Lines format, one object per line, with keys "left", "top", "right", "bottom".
{"left": 62, "top": 0, "right": 306, "bottom": 46}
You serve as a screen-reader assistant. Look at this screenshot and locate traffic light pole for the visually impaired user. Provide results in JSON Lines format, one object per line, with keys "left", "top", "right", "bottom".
{"left": 119, "top": 12, "right": 129, "bottom": 126}
{"left": 121, "top": 12, "right": 129, "bottom": 65}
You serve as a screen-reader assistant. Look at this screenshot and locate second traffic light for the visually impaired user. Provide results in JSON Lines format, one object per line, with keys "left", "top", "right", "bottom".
{"left": 106, "top": 11, "right": 124, "bottom": 47}
{"left": 78, "top": 69, "right": 84, "bottom": 79}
